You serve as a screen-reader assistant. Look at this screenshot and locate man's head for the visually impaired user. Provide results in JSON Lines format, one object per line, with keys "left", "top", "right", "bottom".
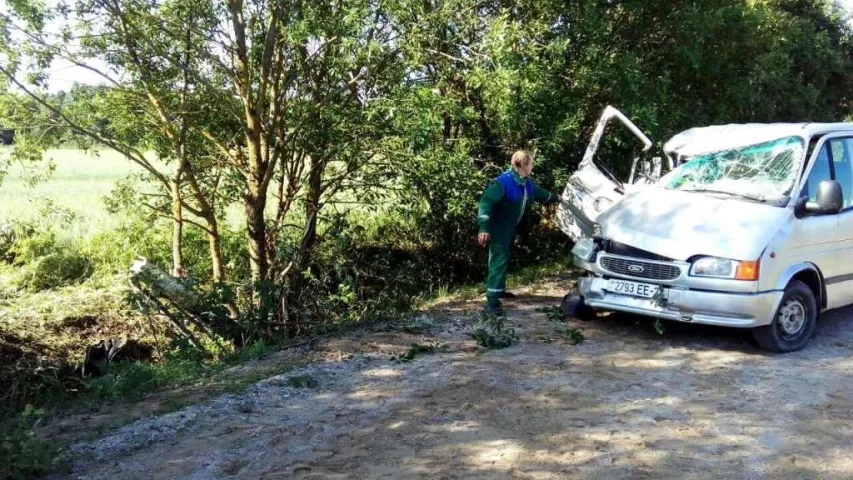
{"left": 511, "top": 150, "right": 534, "bottom": 178}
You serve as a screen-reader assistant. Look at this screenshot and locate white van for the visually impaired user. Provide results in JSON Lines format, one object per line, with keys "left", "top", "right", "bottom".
{"left": 559, "top": 107, "right": 853, "bottom": 352}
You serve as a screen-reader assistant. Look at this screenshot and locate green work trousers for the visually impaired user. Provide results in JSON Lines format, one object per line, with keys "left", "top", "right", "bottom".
{"left": 486, "top": 228, "right": 515, "bottom": 307}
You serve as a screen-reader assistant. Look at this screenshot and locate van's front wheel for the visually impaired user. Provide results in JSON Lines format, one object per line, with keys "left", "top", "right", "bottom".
{"left": 753, "top": 280, "right": 817, "bottom": 353}
{"left": 561, "top": 293, "right": 597, "bottom": 321}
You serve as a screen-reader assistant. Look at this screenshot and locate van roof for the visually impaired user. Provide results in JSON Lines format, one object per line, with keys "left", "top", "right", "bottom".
{"left": 663, "top": 122, "right": 853, "bottom": 158}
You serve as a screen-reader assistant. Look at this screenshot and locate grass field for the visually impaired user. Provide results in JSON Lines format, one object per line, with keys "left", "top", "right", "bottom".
{"left": 0, "top": 147, "right": 297, "bottom": 238}
{"left": 0, "top": 148, "right": 160, "bottom": 237}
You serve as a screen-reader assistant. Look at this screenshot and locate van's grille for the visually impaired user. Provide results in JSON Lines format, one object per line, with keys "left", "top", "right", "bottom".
{"left": 600, "top": 256, "right": 680, "bottom": 281}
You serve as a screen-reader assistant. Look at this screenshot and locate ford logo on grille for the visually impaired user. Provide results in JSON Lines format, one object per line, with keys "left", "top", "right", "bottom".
{"left": 627, "top": 264, "right": 645, "bottom": 273}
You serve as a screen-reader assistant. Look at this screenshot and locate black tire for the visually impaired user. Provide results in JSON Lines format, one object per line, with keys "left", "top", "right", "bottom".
{"left": 561, "top": 293, "right": 597, "bottom": 321}
{"left": 752, "top": 280, "right": 817, "bottom": 353}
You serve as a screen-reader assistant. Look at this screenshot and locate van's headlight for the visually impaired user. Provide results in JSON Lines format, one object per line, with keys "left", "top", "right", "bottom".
{"left": 690, "top": 257, "right": 760, "bottom": 281}
{"left": 571, "top": 237, "right": 596, "bottom": 262}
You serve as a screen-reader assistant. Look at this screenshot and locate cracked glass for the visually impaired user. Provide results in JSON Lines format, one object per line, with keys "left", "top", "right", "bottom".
{"left": 660, "top": 136, "right": 804, "bottom": 202}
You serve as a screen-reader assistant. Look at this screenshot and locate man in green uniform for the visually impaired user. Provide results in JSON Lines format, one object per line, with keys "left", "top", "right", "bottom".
{"left": 478, "top": 150, "right": 559, "bottom": 314}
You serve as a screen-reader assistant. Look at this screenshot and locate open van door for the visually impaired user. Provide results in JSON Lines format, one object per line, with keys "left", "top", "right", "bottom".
{"left": 556, "top": 106, "right": 663, "bottom": 241}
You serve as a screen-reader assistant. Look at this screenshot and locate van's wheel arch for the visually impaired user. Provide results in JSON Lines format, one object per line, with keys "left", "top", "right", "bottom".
{"left": 753, "top": 280, "right": 817, "bottom": 353}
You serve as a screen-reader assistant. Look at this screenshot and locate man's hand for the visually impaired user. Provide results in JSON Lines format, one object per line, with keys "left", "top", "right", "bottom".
{"left": 478, "top": 232, "right": 490, "bottom": 247}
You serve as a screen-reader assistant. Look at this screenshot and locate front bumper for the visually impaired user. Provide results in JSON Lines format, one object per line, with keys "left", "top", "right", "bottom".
{"left": 575, "top": 259, "right": 784, "bottom": 329}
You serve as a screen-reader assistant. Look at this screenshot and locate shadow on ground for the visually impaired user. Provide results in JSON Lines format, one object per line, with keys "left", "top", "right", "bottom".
{"left": 63, "top": 280, "right": 853, "bottom": 479}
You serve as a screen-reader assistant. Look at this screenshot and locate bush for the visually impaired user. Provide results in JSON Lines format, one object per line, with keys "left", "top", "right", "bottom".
{"left": 8, "top": 228, "right": 55, "bottom": 266}
{"left": 472, "top": 313, "right": 518, "bottom": 349}
{"left": 3, "top": 224, "right": 94, "bottom": 291}
{"left": 14, "top": 251, "right": 92, "bottom": 292}
{"left": 85, "top": 219, "right": 171, "bottom": 281}
{"left": 0, "top": 224, "right": 20, "bottom": 263}
{"left": 0, "top": 405, "right": 59, "bottom": 480}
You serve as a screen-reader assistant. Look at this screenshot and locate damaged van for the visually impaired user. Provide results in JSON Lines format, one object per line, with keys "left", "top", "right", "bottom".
{"left": 559, "top": 106, "right": 853, "bottom": 352}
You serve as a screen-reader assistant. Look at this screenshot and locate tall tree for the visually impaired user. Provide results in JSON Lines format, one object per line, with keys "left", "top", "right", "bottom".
{"left": 1, "top": 0, "right": 402, "bottom": 316}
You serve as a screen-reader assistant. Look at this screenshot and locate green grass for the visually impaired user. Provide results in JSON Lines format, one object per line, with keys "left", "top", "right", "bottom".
{"left": 1, "top": 406, "right": 60, "bottom": 480}
{"left": 564, "top": 327, "right": 585, "bottom": 345}
{"left": 537, "top": 305, "right": 565, "bottom": 321}
{"left": 0, "top": 147, "right": 295, "bottom": 239}
{"left": 83, "top": 358, "right": 212, "bottom": 401}
{"left": 0, "top": 148, "right": 159, "bottom": 237}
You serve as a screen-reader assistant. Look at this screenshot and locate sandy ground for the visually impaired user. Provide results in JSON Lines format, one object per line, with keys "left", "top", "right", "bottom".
{"left": 59, "top": 276, "right": 853, "bottom": 479}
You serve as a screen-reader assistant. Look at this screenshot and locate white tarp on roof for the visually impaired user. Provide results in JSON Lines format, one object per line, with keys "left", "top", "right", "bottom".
{"left": 663, "top": 123, "right": 811, "bottom": 158}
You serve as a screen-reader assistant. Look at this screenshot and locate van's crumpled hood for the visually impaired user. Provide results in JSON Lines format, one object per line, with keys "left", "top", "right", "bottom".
{"left": 596, "top": 188, "right": 790, "bottom": 261}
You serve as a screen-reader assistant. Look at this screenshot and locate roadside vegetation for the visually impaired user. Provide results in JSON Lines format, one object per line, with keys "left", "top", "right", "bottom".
{"left": 2, "top": 0, "right": 853, "bottom": 477}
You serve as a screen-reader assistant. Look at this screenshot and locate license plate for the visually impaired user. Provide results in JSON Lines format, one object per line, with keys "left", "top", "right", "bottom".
{"left": 605, "top": 279, "right": 660, "bottom": 298}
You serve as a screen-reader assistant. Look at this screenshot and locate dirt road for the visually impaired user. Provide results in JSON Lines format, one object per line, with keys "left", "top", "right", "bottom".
{"left": 63, "top": 277, "right": 853, "bottom": 479}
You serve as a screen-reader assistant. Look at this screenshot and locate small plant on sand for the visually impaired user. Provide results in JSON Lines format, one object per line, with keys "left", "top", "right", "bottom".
{"left": 472, "top": 312, "right": 518, "bottom": 349}
{"left": 394, "top": 342, "right": 439, "bottom": 362}
{"left": 287, "top": 375, "right": 318, "bottom": 389}
{"left": 564, "top": 328, "right": 585, "bottom": 345}
{"left": 536, "top": 305, "right": 565, "bottom": 322}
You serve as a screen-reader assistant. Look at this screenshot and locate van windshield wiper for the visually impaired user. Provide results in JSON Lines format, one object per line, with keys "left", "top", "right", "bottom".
{"left": 684, "top": 188, "right": 768, "bottom": 203}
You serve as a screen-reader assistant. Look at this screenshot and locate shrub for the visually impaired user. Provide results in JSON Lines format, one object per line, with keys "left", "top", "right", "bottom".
{"left": 472, "top": 313, "right": 518, "bottom": 349}
{"left": 8, "top": 229, "right": 56, "bottom": 266}
{"left": 4, "top": 224, "right": 94, "bottom": 291}
{"left": 86, "top": 219, "right": 172, "bottom": 280}
{"left": 565, "top": 328, "right": 585, "bottom": 345}
{"left": 0, "top": 224, "right": 18, "bottom": 263}
{"left": 0, "top": 405, "right": 59, "bottom": 480}
{"left": 14, "top": 251, "right": 92, "bottom": 292}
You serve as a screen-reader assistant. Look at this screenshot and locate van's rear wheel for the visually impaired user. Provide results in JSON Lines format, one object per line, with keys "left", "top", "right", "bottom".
{"left": 753, "top": 280, "right": 817, "bottom": 353}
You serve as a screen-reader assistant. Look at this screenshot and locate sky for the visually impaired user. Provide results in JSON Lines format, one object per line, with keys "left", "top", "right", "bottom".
{"left": 46, "top": 60, "right": 109, "bottom": 92}
{"left": 39, "top": 0, "right": 853, "bottom": 92}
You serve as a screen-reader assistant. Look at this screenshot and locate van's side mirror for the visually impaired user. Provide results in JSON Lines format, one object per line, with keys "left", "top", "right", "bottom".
{"left": 799, "top": 180, "right": 844, "bottom": 216}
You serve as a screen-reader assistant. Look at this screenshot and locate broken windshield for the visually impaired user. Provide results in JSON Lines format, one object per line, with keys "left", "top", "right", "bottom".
{"left": 659, "top": 136, "right": 804, "bottom": 202}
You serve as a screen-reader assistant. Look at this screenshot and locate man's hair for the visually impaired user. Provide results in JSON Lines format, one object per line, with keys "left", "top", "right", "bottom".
{"left": 510, "top": 150, "right": 533, "bottom": 168}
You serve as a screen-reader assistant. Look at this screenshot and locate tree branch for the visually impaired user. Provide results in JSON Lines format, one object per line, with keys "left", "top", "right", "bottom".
{"left": 0, "top": 65, "right": 170, "bottom": 188}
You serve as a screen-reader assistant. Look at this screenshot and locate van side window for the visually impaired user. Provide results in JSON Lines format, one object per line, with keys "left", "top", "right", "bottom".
{"left": 803, "top": 144, "right": 832, "bottom": 203}
{"left": 829, "top": 138, "right": 853, "bottom": 208}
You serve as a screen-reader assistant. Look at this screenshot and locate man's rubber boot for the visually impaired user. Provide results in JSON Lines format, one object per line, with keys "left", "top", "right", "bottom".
{"left": 483, "top": 296, "right": 502, "bottom": 306}
{"left": 484, "top": 295, "right": 504, "bottom": 316}
{"left": 483, "top": 303, "right": 505, "bottom": 316}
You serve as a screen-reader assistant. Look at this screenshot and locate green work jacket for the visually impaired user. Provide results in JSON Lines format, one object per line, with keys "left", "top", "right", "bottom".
{"left": 477, "top": 169, "right": 556, "bottom": 237}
